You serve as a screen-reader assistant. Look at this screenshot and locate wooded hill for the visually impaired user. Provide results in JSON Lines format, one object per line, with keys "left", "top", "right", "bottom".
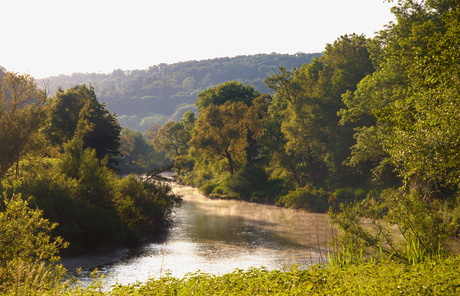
{"left": 40, "top": 53, "right": 321, "bottom": 132}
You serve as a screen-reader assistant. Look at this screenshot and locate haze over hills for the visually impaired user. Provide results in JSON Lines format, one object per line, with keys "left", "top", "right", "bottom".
{"left": 39, "top": 52, "right": 322, "bottom": 132}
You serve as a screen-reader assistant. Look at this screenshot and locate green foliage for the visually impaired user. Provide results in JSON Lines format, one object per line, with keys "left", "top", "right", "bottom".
{"left": 189, "top": 101, "right": 252, "bottom": 175}
{"left": 223, "top": 164, "right": 270, "bottom": 199}
{"left": 339, "top": 2, "right": 460, "bottom": 191}
{"left": 44, "top": 84, "right": 122, "bottom": 168}
{"left": 196, "top": 81, "right": 259, "bottom": 111}
{"left": 199, "top": 182, "right": 218, "bottom": 196}
{"left": 382, "top": 8, "right": 460, "bottom": 189}
{"left": 329, "top": 188, "right": 457, "bottom": 264}
{"left": 0, "top": 181, "right": 67, "bottom": 293}
{"left": 117, "top": 127, "right": 161, "bottom": 175}
{"left": 211, "top": 186, "right": 225, "bottom": 195}
{"left": 98, "top": 256, "right": 460, "bottom": 295}
{"left": 0, "top": 72, "right": 48, "bottom": 179}
{"left": 17, "top": 114, "right": 180, "bottom": 247}
{"left": 115, "top": 173, "right": 181, "bottom": 241}
{"left": 333, "top": 187, "right": 367, "bottom": 201}
{"left": 189, "top": 83, "right": 267, "bottom": 176}
{"left": 40, "top": 53, "right": 321, "bottom": 133}
{"left": 265, "top": 34, "right": 374, "bottom": 188}
{"left": 280, "top": 187, "right": 330, "bottom": 212}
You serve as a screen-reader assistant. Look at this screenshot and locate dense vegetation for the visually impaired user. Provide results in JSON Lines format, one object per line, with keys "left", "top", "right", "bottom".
{"left": 161, "top": 1, "right": 460, "bottom": 213}
{"left": 153, "top": 0, "right": 460, "bottom": 284}
{"left": 40, "top": 53, "right": 321, "bottom": 132}
{"left": 2, "top": 0, "right": 460, "bottom": 294}
{"left": 86, "top": 258, "right": 460, "bottom": 295}
{"left": 0, "top": 70, "right": 180, "bottom": 293}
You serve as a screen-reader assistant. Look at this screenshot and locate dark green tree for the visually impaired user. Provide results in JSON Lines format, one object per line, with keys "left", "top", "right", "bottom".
{"left": 265, "top": 34, "right": 374, "bottom": 187}
{"left": 118, "top": 127, "right": 158, "bottom": 174}
{"left": 45, "top": 84, "right": 121, "bottom": 167}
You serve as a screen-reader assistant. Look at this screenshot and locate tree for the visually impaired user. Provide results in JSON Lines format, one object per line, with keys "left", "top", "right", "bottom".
{"left": 0, "top": 72, "right": 48, "bottom": 179}
{"left": 118, "top": 127, "right": 157, "bottom": 174}
{"left": 189, "top": 101, "right": 261, "bottom": 175}
{"left": 45, "top": 84, "right": 121, "bottom": 167}
{"left": 196, "top": 81, "right": 260, "bottom": 112}
{"left": 382, "top": 6, "right": 460, "bottom": 189}
{"left": 151, "top": 111, "right": 196, "bottom": 174}
{"left": 264, "top": 35, "right": 374, "bottom": 187}
{"left": 154, "top": 121, "right": 191, "bottom": 160}
{"left": 339, "top": 0, "right": 460, "bottom": 192}
{"left": 143, "top": 123, "right": 161, "bottom": 141}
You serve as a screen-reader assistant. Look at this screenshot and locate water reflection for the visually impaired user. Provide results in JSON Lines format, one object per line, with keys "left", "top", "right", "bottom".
{"left": 67, "top": 183, "right": 333, "bottom": 285}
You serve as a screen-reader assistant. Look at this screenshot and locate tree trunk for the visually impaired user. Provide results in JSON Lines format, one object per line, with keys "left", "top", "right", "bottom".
{"left": 225, "top": 151, "right": 234, "bottom": 175}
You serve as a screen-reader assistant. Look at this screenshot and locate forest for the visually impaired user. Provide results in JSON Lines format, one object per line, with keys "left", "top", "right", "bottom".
{"left": 2, "top": 0, "right": 460, "bottom": 294}
{"left": 40, "top": 52, "right": 321, "bottom": 132}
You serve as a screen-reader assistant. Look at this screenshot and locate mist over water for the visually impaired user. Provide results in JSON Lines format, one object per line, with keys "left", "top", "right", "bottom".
{"left": 66, "top": 183, "right": 333, "bottom": 286}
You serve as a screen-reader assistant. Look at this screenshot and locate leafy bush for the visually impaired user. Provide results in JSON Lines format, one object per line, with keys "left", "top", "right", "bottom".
{"left": 333, "top": 187, "right": 367, "bottom": 203}
{"left": 224, "top": 164, "right": 269, "bottom": 200}
{"left": 354, "top": 188, "right": 366, "bottom": 199}
{"left": 334, "top": 188, "right": 354, "bottom": 200}
{"left": 16, "top": 129, "right": 181, "bottom": 248}
{"left": 280, "top": 187, "right": 330, "bottom": 211}
{"left": 0, "top": 182, "right": 67, "bottom": 293}
{"left": 249, "top": 178, "right": 287, "bottom": 203}
{"left": 108, "top": 257, "right": 460, "bottom": 295}
{"left": 200, "top": 182, "right": 218, "bottom": 195}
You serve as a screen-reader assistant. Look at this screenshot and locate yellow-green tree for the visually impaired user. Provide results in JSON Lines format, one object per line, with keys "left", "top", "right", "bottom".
{"left": 189, "top": 101, "right": 262, "bottom": 175}
{"left": 153, "top": 111, "right": 196, "bottom": 172}
{"left": 0, "top": 72, "right": 48, "bottom": 179}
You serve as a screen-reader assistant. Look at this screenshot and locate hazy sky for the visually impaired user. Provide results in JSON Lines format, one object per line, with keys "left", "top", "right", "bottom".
{"left": 1, "top": 0, "right": 395, "bottom": 79}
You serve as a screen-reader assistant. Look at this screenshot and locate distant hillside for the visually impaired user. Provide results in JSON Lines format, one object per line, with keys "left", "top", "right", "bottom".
{"left": 40, "top": 52, "right": 322, "bottom": 132}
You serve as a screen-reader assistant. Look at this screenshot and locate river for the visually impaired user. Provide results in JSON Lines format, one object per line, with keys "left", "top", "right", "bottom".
{"left": 62, "top": 183, "right": 333, "bottom": 286}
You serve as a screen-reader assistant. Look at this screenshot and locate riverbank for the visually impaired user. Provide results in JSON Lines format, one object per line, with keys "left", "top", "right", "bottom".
{"left": 61, "top": 255, "right": 460, "bottom": 295}
{"left": 175, "top": 167, "right": 368, "bottom": 214}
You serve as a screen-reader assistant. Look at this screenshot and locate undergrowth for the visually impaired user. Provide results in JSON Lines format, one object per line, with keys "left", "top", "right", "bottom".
{"left": 40, "top": 256, "right": 460, "bottom": 295}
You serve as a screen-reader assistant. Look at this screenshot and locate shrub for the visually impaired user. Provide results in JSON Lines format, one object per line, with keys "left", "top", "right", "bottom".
{"left": 334, "top": 188, "right": 354, "bottom": 200}
{"left": 212, "top": 186, "right": 225, "bottom": 195}
{"left": 354, "top": 188, "right": 366, "bottom": 199}
{"left": 280, "top": 187, "right": 330, "bottom": 211}
{"left": 224, "top": 164, "right": 269, "bottom": 200}
{"left": 0, "top": 182, "right": 67, "bottom": 293}
{"left": 16, "top": 134, "right": 181, "bottom": 248}
{"left": 200, "top": 182, "right": 218, "bottom": 195}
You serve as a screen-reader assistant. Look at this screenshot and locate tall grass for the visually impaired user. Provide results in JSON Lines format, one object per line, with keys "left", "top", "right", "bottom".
{"left": 328, "top": 188, "right": 456, "bottom": 265}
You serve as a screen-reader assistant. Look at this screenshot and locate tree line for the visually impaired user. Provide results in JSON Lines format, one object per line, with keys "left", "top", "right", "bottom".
{"left": 39, "top": 53, "right": 321, "bottom": 132}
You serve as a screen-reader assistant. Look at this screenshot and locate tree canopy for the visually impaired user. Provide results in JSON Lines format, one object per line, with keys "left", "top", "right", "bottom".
{"left": 0, "top": 72, "right": 48, "bottom": 178}
{"left": 45, "top": 84, "right": 122, "bottom": 167}
{"left": 38, "top": 53, "right": 321, "bottom": 132}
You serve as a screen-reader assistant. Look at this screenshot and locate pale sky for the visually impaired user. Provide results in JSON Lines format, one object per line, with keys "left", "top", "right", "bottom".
{"left": 1, "top": 0, "right": 395, "bottom": 79}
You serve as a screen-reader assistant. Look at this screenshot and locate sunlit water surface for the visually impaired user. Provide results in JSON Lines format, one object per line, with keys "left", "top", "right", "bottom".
{"left": 63, "top": 183, "right": 333, "bottom": 286}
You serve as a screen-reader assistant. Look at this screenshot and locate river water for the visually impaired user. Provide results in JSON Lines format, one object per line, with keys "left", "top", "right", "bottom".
{"left": 63, "top": 183, "right": 333, "bottom": 286}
